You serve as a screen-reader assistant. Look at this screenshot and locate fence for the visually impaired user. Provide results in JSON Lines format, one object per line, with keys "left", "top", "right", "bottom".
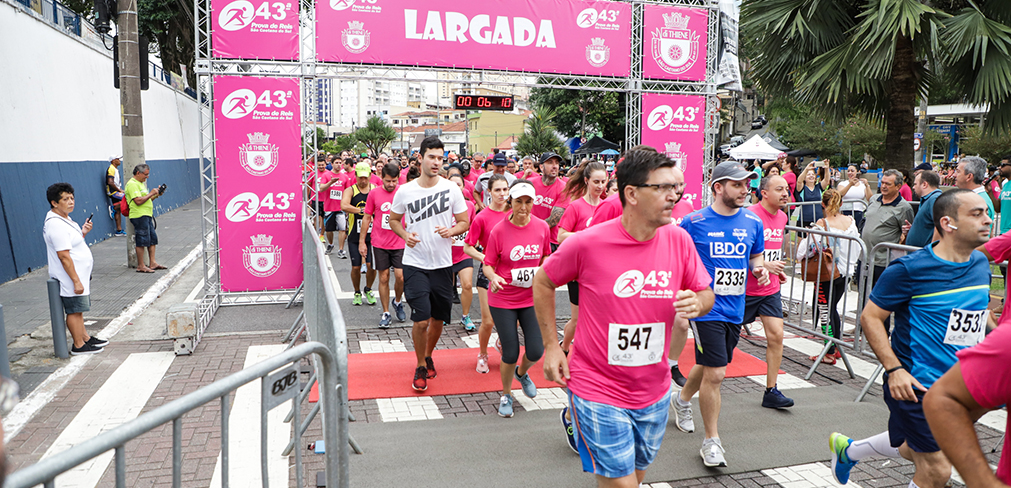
{"left": 3, "top": 341, "right": 345, "bottom": 488}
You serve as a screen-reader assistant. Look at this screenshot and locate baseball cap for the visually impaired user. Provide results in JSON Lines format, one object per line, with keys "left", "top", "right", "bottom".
{"left": 493, "top": 153, "right": 508, "bottom": 166}
{"left": 509, "top": 182, "right": 536, "bottom": 200}
{"left": 711, "top": 161, "right": 758, "bottom": 186}
{"left": 355, "top": 162, "right": 371, "bottom": 177}
{"left": 914, "top": 162, "right": 933, "bottom": 172}
{"left": 540, "top": 152, "right": 562, "bottom": 165}
{"left": 109, "top": 155, "right": 121, "bottom": 162}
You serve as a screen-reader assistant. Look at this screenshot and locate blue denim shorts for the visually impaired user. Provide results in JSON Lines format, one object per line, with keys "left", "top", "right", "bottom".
{"left": 61, "top": 294, "right": 91, "bottom": 314}
{"left": 568, "top": 387, "right": 671, "bottom": 479}
{"left": 131, "top": 215, "right": 158, "bottom": 247}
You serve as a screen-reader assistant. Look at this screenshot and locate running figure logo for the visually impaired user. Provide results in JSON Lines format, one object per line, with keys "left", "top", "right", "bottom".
{"left": 651, "top": 11, "right": 700, "bottom": 76}
{"left": 218, "top": 0, "right": 254, "bottom": 31}
{"left": 221, "top": 89, "right": 256, "bottom": 119}
{"left": 646, "top": 105, "right": 673, "bottom": 131}
{"left": 330, "top": 0, "right": 354, "bottom": 10}
{"left": 225, "top": 192, "right": 260, "bottom": 222}
{"left": 243, "top": 234, "right": 282, "bottom": 277}
{"left": 613, "top": 270, "right": 645, "bottom": 298}
{"left": 576, "top": 8, "right": 598, "bottom": 28}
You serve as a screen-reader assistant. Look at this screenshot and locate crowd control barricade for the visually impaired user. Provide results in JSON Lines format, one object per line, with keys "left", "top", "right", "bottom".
{"left": 783, "top": 198, "right": 868, "bottom": 226}
{"left": 780, "top": 224, "right": 868, "bottom": 381}
{"left": 4, "top": 342, "right": 345, "bottom": 488}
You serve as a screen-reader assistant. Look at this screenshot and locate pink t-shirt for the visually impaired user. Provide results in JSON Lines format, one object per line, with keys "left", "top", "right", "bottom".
{"left": 321, "top": 172, "right": 344, "bottom": 212}
{"left": 370, "top": 174, "right": 382, "bottom": 187}
{"left": 783, "top": 172, "right": 797, "bottom": 202}
{"left": 465, "top": 206, "right": 509, "bottom": 250}
{"left": 746, "top": 204, "right": 787, "bottom": 296}
{"left": 452, "top": 200, "right": 476, "bottom": 264}
{"left": 558, "top": 197, "right": 599, "bottom": 234}
{"left": 464, "top": 170, "right": 480, "bottom": 185}
{"left": 984, "top": 233, "right": 1011, "bottom": 327}
{"left": 590, "top": 194, "right": 622, "bottom": 227}
{"left": 543, "top": 219, "right": 711, "bottom": 409}
{"left": 529, "top": 175, "right": 570, "bottom": 245}
{"left": 900, "top": 184, "right": 912, "bottom": 202}
{"left": 956, "top": 323, "right": 1011, "bottom": 485}
{"left": 671, "top": 200, "right": 694, "bottom": 225}
{"left": 484, "top": 217, "right": 551, "bottom": 309}
{"left": 398, "top": 167, "right": 410, "bottom": 185}
{"left": 363, "top": 185, "right": 404, "bottom": 250}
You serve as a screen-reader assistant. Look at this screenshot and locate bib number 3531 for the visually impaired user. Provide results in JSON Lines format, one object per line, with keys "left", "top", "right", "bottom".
{"left": 607, "top": 322, "right": 665, "bottom": 367}
{"left": 713, "top": 268, "right": 746, "bottom": 295}
{"left": 944, "top": 309, "right": 986, "bottom": 347}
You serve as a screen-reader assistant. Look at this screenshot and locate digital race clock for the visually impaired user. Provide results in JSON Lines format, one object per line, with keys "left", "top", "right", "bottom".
{"left": 453, "top": 94, "right": 514, "bottom": 111}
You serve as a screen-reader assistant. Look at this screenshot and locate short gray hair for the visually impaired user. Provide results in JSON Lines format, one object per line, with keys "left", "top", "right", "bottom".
{"left": 133, "top": 164, "right": 150, "bottom": 175}
{"left": 881, "top": 169, "right": 903, "bottom": 186}
{"left": 961, "top": 156, "right": 988, "bottom": 184}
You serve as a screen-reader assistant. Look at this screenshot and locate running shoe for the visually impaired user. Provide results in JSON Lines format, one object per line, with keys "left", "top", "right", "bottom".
{"left": 392, "top": 300, "right": 406, "bottom": 322}
{"left": 829, "top": 432, "right": 857, "bottom": 485}
{"left": 364, "top": 290, "right": 376, "bottom": 305}
{"left": 560, "top": 407, "right": 578, "bottom": 453}
{"left": 515, "top": 367, "right": 537, "bottom": 398}
{"left": 461, "top": 315, "right": 476, "bottom": 332}
{"left": 671, "top": 364, "right": 687, "bottom": 388}
{"left": 337, "top": 249, "right": 348, "bottom": 259}
{"left": 108, "top": 205, "right": 114, "bottom": 220}
{"left": 762, "top": 386, "right": 795, "bottom": 409}
{"left": 319, "top": 234, "right": 326, "bottom": 243}
{"left": 671, "top": 395, "right": 695, "bottom": 433}
{"left": 115, "top": 230, "right": 126, "bottom": 236}
{"left": 86, "top": 336, "right": 109, "bottom": 348}
{"left": 325, "top": 244, "right": 334, "bottom": 255}
{"left": 379, "top": 312, "right": 391, "bottom": 329}
{"left": 452, "top": 288, "right": 461, "bottom": 304}
{"left": 412, "top": 366, "right": 428, "bottom": 391}
{"left": 476, "top": 353, "right": 489, "bottom": 374}
{"left": 70, "top": 342, "right": 104, "bottom": 355}
{"left": 425, "top": 356, "right": 437, "bottom": 379}
{"left": 701, "top": 438, "right": 727, "bottom": 467}
{"left": 352, "top": 292, "right": 363, "bottom": 306}
{"left": 498, "top": 394, "right": 514, "bottom": 418}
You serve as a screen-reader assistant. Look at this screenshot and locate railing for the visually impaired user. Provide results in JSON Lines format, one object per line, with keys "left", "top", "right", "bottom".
{"left": 4, "top": 341, "right": 345, "bottom": 488}
{"left": 12, "top": 0, "right": 80, "bottom": 36}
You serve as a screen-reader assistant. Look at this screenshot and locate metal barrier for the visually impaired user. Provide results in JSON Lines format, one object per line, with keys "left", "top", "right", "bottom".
{"left": 783, "top": 198, "right": 868, "bottom": 226}
{"left": 4, "top": 341, "right": 346, "bottom": 488}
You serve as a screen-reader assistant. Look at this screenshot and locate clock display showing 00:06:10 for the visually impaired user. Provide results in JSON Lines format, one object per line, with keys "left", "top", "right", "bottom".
{"left": 453, "top": 95, "right": 514, "bottom": 111}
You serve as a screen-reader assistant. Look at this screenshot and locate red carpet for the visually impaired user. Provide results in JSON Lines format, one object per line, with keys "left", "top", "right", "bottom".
{"left": 310, "top": 339, "right": 773, "bottom": 401}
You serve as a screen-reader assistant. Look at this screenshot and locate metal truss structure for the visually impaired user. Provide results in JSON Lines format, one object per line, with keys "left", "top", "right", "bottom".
{"left": 193, "top": 0, "right": 724, "bottom": 340}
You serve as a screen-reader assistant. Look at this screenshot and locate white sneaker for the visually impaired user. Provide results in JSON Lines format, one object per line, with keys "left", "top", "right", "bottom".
{"left": 476, "top": 353, "right": 489, "bottom": 374}
{"left": 701, "top": 438, "right": 727, "bottom": 467}
{"left": 671, "top": 395, "right": 695, "bottom": 433}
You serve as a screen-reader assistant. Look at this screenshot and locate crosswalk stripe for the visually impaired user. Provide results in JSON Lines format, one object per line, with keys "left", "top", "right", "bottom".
{"left": 41, "top": 352, "right": 176, "bottom": 488}
{"left": 208, "top": 344, "right": 290, "bottom": 488}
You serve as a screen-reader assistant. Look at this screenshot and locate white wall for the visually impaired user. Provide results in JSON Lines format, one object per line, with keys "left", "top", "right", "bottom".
{"left": 0, "top": 0, "right": 198, "bottom": 163}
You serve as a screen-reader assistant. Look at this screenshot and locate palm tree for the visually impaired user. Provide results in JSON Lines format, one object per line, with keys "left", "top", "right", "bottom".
{"left": 515, "top": 107, "right": 569, "bottom": 158}
{"left": 742, "top": 0, "right": 1011, "bottom": 170}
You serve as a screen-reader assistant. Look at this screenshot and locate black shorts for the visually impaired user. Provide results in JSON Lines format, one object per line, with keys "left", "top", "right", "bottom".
{"left": 882, "top": 373, "right": 939, "bottom": 453}
{"left": 324, "top": 211, "right": 345, "bottom": 232}
{"left": 475, "top": 262, "right": 490, "bottom": 290}
{"left": 741, "top": 292, "right": 783, "bottom": 325}
{"left": 373, "top": 247, "right": 403, "bottom": 270}
{"left": 131, "top": 215, "right": 158, "bottom": 247}
{"left": 690, "top": 320, "right": 741, "bottom": 368}
{"left": 348, "top": 233, "right": 372, "bottom": 267}
{"left": 567, "top": 280, "right": 579, "bottom": 305}
{"left": 452, "top": 258, "right": 473, "bottom": 274}
{"left": 403, "top": 265, "right": 453, "bottom": 323}
{"left": 314, "top": 201, "right": 325, "bottom": 217}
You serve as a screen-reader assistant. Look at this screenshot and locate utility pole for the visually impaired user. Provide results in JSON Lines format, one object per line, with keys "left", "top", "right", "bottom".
{"left": 118, "top": 0, "right": 146, "bottom": 268}
{"left": 914, "top": 95, "right": 928, "bottom": 165}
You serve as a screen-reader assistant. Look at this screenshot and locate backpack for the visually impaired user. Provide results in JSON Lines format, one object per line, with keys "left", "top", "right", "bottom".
{"left": 120, "top": 195, "right": 130, "bottom": 217}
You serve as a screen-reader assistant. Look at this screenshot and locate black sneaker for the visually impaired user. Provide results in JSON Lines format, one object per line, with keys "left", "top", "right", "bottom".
{"left": 325, "top": 244, "right": 334, "bottom": 255}
{"left": 671, "top": 365, "right": 687, "bottom": 388}
{"left": 412, "top": 366, "right": 428, "bottom": 391}
{"left": 452, "top": 288, "right": 460, "bottom": 304}
{"left": 762, "top": 386, "right": 795, "bottom": 409}
{"left": 71, "top": 342, "right": 104, "bottom": 355}
{"left": 86, "top": 336, "right": 109, "bottom": 348}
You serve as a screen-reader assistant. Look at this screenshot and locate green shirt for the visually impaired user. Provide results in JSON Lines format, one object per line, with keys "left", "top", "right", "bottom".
{"left": 751, "top": 167, "right": 763, "bottom": 189}
{"left": 999, "top": 180, "right": 1011, "bottom": 234}
{"left": 125, "top": 178, "right": 153, "bottom": 218}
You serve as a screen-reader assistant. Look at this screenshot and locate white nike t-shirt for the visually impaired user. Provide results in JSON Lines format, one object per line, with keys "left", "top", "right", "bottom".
{"left": 391, "top": 178, "right": 468, "bottom": 269}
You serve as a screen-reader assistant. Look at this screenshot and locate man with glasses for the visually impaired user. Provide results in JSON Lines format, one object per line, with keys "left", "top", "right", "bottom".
{"left": 674, "top": 161, "right": 769, "bottom": 468}
{"left": 125, "top": 164, "right": 164, "bottom": 273}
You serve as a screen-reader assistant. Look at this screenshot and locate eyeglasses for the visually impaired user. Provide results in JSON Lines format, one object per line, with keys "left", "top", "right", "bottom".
{"left": 635, "top": 183, "right": 685, "bottom": 194}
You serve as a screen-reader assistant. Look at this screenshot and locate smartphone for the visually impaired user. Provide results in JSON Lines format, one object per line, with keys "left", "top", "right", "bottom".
{"left": 86, "top": 213, "right": 93, "bottom": 223}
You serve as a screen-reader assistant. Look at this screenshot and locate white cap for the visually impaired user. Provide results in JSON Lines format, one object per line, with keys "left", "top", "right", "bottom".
{"left": 109, "top": 155, "right": 121, "bottom": 163}
{"left": 509, "top": 182, "right": 536, "bottom": 200}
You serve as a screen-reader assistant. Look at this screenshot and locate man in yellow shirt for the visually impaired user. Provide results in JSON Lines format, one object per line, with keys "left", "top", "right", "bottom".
{"left": 124, "top": 164, "right": 163, "bottom": 273}
{"left": 106, "top": 156, "right": 126, "bottom": 236}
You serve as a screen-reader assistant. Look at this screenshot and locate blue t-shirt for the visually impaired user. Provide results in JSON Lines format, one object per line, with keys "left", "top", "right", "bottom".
{"left": 869, "top": 243, "right": 991, "bottom": 389}
{"left": 680, "top": 207, "right": 765, "bottom": 323}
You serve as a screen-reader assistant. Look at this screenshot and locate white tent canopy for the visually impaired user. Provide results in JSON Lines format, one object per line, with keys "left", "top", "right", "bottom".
{"left": 729, "top": 134, "right": 783, "bottom": 160}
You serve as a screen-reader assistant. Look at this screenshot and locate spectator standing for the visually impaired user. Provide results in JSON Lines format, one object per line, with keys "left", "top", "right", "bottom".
{"left": 781, "top": 156, "right": 799, "bottom": 199}
{"left": 125, "top": 164, "right": 164, "bottom": 273}
{"left": 898, "top": 169, "right": 913, "bottom": 202}
{"left": 106, "top": 156, "right": 125, "bottom": 236}
{"left": 954, "top": 156, "right": 996, "bottom": 222}
{"left": 795, "top": 161, "right": 831, "bottom": 228}
{"left": 906, "top": 171, "right": 942, "bottom": 248}
{"left": 838, "top": 164, "right": 872, "bottom": 229}
{"left": 860, "top": 170, "right": 914, "bottom": 331}
{"left": 43, "top": 183, "right": 110, "bottom": 355}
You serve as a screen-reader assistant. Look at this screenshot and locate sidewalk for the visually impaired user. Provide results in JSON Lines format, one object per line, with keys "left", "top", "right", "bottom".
{"left": 0, "top": 199, "right": 203, "bottom": 394}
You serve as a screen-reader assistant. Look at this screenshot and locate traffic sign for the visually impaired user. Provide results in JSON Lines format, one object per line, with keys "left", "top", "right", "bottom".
{"left": 913, "top": 138, "right": 921, "bottom": 152}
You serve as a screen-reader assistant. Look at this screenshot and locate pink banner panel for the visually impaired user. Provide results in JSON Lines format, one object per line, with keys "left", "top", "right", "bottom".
{"left": 212, "top": 0, "right": 299, "bottom": 60}
{"left": 214, "top": 76, "right": 303, "bottom": 292}
{"left": 317, "top": 0, "right": 631, "bottom": 77}
{"left": 643, "top": 5, "right": 708, "bottom": 81}
{"left": 641, "top": 93, "right": 706, "bottom": 210}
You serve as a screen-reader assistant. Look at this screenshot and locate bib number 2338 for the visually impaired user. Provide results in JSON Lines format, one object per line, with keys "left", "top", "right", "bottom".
{"left": 713, "top": 268, "right": 746, "bottom": 295}
{"left": 944, "top": 309, "right": 986, "bottom": 347}
{"left": 607, "top": 322, "right": 665, "bottom": 367}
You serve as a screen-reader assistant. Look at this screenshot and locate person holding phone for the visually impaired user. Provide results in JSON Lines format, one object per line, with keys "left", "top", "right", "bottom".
{"left": 796, "top": 160, "right": 832, "bottom": 229}
{"left": 125, "top": 164, "right": 164, "bottom": 273}
{"left": 43, "top": 183, "right": 110, "bottom": 355}
{"left": 838, "top": 164, "right": 873, "bottom": 230}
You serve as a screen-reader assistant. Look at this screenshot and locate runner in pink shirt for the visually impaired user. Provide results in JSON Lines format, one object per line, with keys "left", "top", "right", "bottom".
{"left": 361, "top": 162, "right": 407, "bottom": 328}
{"left": 319, "top": 166, "right": 343, "bottom": 256}
{"left": 535, "top": 149, "right": 713, "bottom": 484}
{"left": 743, "top": 175, "right": 795, "bottom": 409}
{"left": 370, "top": 158, "right": 383, "bottom": 187}
{"left": 979, "top": 230, "right": 1011, "bottom": 328}
{"left": 448, "top": 174, "right": 478, "bottom": 332}
{"left": 483, "top": 180, "right": 551, "bottom": 418}
{"left": 531, "top": 153, "right": 571, "bottom": 246}
{"left": 464, "top": 174, "right": 511, "bottom": 374}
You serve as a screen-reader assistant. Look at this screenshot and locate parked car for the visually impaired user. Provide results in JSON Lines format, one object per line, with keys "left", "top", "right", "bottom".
{"left": 719, "top": 144, "right": 733, "bottom": 156}
{"left": 730, "top": 135, "right": 745, "bottom": 145}
{"left": 757, "top": 115, "right": 768, "bottom": 124}
{"left": 751, "top": 119, "right": 764, "bottom": 130}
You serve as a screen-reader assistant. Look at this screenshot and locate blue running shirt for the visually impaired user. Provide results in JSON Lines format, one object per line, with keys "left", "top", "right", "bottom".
{"left": 869, "top": 243, "right": 991, "bottom": 389}
{"left": 680, "top": 207, "right": 764, "bottom": 323}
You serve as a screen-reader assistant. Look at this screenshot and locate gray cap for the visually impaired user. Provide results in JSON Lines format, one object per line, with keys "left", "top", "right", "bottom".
{"left": 711, "top": 161, "right": 758, "bottom": 186}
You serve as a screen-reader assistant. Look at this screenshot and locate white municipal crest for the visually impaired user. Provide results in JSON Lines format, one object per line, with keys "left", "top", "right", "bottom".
{"left": 239, "top": 132, "right": 279, "bottom": 176}
{"left": 243, "top": 234, "right": 282, "bottom": 277}
{"left": 341, "top": 21, "right": 370, "bottom": 54}
{"left": 664, "top": 142, "right": 687, "bottom": 171}
{"left": 585, "top": 38, "right": 610, "bottom": 68}
{"left": 651, "top": 12, "right": 700, "bottom": 75}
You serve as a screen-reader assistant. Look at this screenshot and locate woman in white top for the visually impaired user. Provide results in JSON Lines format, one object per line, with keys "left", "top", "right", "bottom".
{"left": 796, "top": 189, "right": 861, "bottom": 364}
{"left": 837, "top": 164, "right": 872, "bottom": 230}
